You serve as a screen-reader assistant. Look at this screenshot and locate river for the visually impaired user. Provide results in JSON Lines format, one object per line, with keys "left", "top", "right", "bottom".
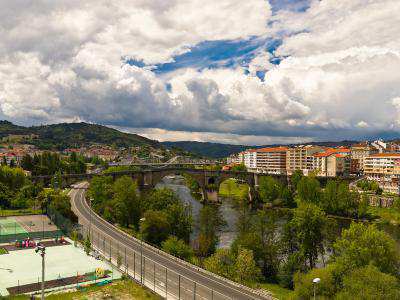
{"left": 156, "top": 175, "right": 239, "bottom": 248}
{"left": 156, "top": 175, "right": 400, "bottom": 252}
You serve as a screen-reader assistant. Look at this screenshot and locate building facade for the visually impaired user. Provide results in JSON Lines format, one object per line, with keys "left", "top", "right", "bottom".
{"left": 286, "top": 145, "right": 323, "bottom": 175}
{"left": 364, "top": 153, "right": 400, "bottom": 193}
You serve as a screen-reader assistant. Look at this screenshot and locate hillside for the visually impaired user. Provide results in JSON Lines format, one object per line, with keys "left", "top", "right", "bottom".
{"left": 162, "top": 140, "right": 359, "bottom": 158}
{"left": 0, "top": 121, "right": 160, "bottom": 150}
{"left": 162, "top": 141, "right": 249, "bottom": 158}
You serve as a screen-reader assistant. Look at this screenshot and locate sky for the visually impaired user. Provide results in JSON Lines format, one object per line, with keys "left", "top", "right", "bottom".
{"left": 0, "top": 0, "right": 400, "bottom": 145}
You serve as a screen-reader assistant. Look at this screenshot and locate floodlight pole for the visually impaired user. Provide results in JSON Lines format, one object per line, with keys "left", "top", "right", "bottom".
{"left": 36, "top": 245, "right": 46, "bottom": 300}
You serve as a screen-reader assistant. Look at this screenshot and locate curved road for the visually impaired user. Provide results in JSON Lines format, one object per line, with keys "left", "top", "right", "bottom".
{"left": 69, "top": 182, "right": 272, "bottom": 300}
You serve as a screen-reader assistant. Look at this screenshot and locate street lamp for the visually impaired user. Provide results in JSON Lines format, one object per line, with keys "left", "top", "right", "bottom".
{"left": 36, "top": 244, "right": 46, "bottom": 300}
{"left": 139, "top": 217, "right": 146, "bottom": 285}
{"left": 89, "top": 197, "right": 93, "bottom": 237}
{"left": 313, "top": 277, "right": 321, "bottom": 300}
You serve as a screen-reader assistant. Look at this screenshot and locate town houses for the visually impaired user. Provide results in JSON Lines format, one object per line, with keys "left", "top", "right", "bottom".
{"left": 226, "top": 140, "right": 400, "bottom": 193}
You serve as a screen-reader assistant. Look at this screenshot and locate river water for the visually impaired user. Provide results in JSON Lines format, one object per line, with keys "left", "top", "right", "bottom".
{"left": 156, "top": 176, "right": 400, "bottom": 252}
{"left": 156, "top": 175, "right": 239, "bottom": 248}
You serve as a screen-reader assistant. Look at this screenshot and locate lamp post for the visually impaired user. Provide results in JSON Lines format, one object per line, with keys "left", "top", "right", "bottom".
{"left": 139, "top": 217, "right": 146, "bottom": 285}
{"left": 313, "top": 277, "right": 321, "bottom": 300}
{"left": 89, "top": 197, "right": 93, "bottom": 237}
{"left": 36, "top": 244, "right": 46, "bottom": 300}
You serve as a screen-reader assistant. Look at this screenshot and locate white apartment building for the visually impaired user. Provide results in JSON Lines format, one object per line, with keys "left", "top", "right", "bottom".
{"left": 243, "top": 147, "right": 287, "bottom": 174}
{"left": 243, "top": 149, "right": 257, "bottom": 170}
{"left": 364, "top": 153, "right": 400, "bottom": 193}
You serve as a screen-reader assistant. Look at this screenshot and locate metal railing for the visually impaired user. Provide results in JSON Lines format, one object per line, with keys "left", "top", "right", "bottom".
{"left": 81, "top": 223, "right": 232, "bottom": 300}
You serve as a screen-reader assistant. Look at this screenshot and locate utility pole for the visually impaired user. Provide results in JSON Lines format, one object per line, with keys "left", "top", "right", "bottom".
{"left": 36, "top": 245, "right": 46, "bottom": 300}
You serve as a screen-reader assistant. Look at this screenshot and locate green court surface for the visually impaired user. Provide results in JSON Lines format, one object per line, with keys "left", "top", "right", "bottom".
{"left": 0, "top": 218, "right": 27, "bottom": 235}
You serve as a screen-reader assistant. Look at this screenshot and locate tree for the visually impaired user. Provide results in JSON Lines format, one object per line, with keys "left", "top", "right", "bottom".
{"left": 231, "top": 163, "right": 247, "bottom": 172}
{"left": 87, "top": 176, "right": 113, "bottom": 215}
{"left": 291, "top": 170, "right": 303, "bottom": 191}
{"left": 233, "top": 210, "right": 280, "bottom": 281}
{"left": 333, "top": 222, "right": 399, "bottom": 276}
{"left": 113, "top": 176, "right": 141, "bottom": 228}
{"left": 293, "top": 263, "right": 338, "bottom": 299}
{"left": 288, "top": 202, "right": 328, "bottom": 268}
{"left": 234, "top": 248, "right": 261, "bottom": 285}
{"left": 143, "top": 188, "right": 180, "bottom": 211}
{"left": 336, "top": 265, "right": 400, "bottom": 300}
{"left": 140, "top": 210, "right": 171, "bottom": 246}
{"left": 296, "top": 176, "right": 321, "bottom": 204}
{"left": 71, "top": 230, "right": 79, "bottom": 247}
{"left": 281, "top": 187, "right": 295, "bottom": 208}
{"left": 196, "top": 205, "right": 225, "bottom": 257}
{"left": 161, "top": 236, "right": 194, "bottom": 260}
{"left": 258, "top": 176, "right": 282, "bottom": 203}
{"left": 204, "top": 249, "right": 235, "bottom": 279}
{"left": 84, "top": 235, "right": 91, "bottom": 255}
{"left": 164, "top": 203, "right": 192, "bottom": 243}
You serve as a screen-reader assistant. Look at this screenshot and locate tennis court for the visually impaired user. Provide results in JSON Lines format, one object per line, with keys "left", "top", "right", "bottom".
{"left": 0, "top": 218, "right": 27, "bottom": 236}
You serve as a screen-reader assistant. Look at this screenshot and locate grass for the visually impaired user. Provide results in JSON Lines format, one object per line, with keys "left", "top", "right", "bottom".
{"left": 4, "top": 279, "right": 161, "bottom": 300}
{"left": 219, "top": 179, "right": 249, "bottom": 199}
{"left": 368, "top": 206, "right": 400, "bottom": 225}
{"left": 0, "top": 208, "right": 42, "bottom": 217}
{"left": 0, "top": 247, "right": 8, "bottom": 255}
{"left": 260, "top": 283, "right": 294, "bottom": 300}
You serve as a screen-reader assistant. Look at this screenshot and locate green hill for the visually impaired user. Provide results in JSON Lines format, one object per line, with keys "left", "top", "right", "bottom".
{"left": 0, "top": 121, "right": 160, "bottom": 150}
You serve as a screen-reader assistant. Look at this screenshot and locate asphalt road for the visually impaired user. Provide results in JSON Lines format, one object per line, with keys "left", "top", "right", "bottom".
{"left": 69, "top": 182, "right": 272, "bottom": 300}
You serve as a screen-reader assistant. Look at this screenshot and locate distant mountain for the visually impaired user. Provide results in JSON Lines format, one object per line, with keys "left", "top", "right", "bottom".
{"left": 0, "top": 121, "right": 160, "bottom": 150}
{"left": 162, "top": 140, "right": 360, "bottom": 158}
{"left": 162, "top": 141, "right": 250, "bottom": 158}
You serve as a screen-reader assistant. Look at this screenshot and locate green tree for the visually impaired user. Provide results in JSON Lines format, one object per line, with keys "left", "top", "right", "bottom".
{"left": 113, "top": 176, "right": 141, "bottom": 228}
{"left": 143, "top": 188, "right": 180, "bottom": 211}
{"left": 87, "top": 176, "right": 113, "bottom": 215}
{"left": 258, "top": 176, "right": 282, "bottom": 203}
{"left": 204, "top": 249, "right": 235, "bottom": 279}
{"left": 84, "top": 235, "right": 91, "bottom": 255}
{"left": 233, "top": 210, "right": 280, "bottom": 281}
{"left": 293, "top": 263, "right": 338, "bottom": 299}
{"left": 288, "top": 202, "right": 328, "bottom": 268}
{"left": 196, "top": 205, "right": 225, "bottom": 257}
{"left": 336, "top": 265, "right": 400, "bottom": 300}
{"left": 161, "top": 236, "right": 194, "bottom": 260}
{"left": 164, "top": 203, "right": 192, "bottom": 243}
{"left": 296, "top": 176, "right": 321, "bottom": 204}
{"left": 231, "top": 163, "right": 247, "bottom": 172}
{"left": 333, "top": 222, "right": 399, "bottom": 276}
{"left": 291, "top": 170, "right": 303, "bottom": 191}
{"left": 140, "top": 210, "right": 171, "bottom": 246}
{"left": 234, "top": 248, "right": 261, "bottom": 285}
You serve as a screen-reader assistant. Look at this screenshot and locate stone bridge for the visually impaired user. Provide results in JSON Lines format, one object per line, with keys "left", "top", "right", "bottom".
{"left": 31, "top": 168, "right": 290, "bottom": 202}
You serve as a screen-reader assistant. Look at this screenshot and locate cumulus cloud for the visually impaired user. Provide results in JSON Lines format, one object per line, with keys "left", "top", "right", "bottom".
{"left": 0, "top": 0, "right": 400, "bottom": 144}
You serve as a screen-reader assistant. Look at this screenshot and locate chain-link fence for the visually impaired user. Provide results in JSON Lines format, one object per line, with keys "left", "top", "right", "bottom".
{"left": 81, "top": 223, "right": 233, "bottom": 300}
{"left": 47, "top": 206, "right": 82, "bottom": 237}
{"left": 0, "top": 215, "right": 64, "bottom": 244}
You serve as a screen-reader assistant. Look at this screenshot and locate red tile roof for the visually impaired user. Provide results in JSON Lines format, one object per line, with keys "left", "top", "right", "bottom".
{"left": 257, "top": 147, "right": 288, "bottom": 153}
{"left": 368, "top": 153, "right": 400, "bottom": 158}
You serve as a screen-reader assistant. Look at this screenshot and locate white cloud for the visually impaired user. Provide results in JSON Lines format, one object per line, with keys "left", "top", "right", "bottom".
{"left": 1, "top": 0, "right": 400, "bottom": 144}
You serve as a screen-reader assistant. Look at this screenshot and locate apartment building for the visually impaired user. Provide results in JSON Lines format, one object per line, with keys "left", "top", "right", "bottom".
{"left": 242, "top": 147, "right": 287, "bottom": 174}
{"left": 312, "top": 149, "right": 350, "bottom": 177}
{"left": 350, "top": 142, "right": 378, "bottom": 174}
{"left": 256, "top": 147, "right": 288, "bottom": 174}
{"left": 286, "top": 145, "right": 323, "bottom": 175}
{"left": 364, "top": 153, "right": 400, "bottom": 193}
{"left": 243, "top": 149, "right": 257, "bottom": 170}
